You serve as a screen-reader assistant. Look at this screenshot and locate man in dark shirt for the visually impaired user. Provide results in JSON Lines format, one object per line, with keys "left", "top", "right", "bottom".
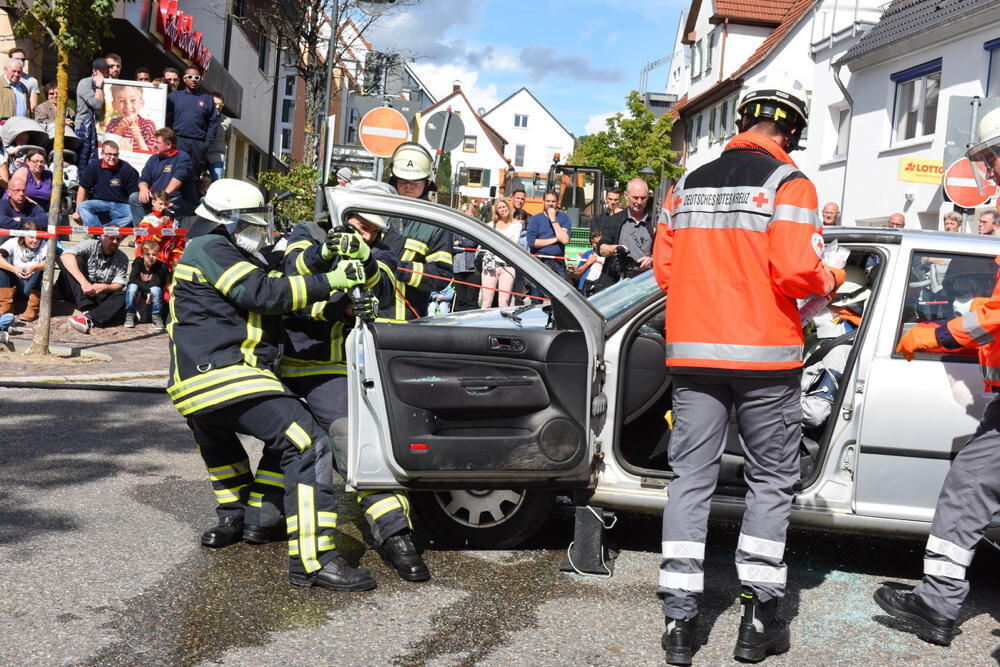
{"left": 129, "top": 127, "right": 196, "bottom": 223}
{"left": 166, "top": 66, "right": 219, "bottom": 172}
{"left": 525, "top": 190, "right": 571, "bottom": 297}
{"left": 0, "top": 177, "right": 47, "bottom": 229}
{"left": 598, "top": 177, "right": 654, "bottom": 283}
{"left": 74, "top": 140, "right": 139, "bottom": 227}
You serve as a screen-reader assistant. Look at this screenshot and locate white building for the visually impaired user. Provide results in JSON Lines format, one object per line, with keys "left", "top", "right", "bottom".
{"left": 483, "top": 87, "right": 575, "bottom": 174}
{"left": 835, "top": 0, "right": 1000, "bottom": 229}
{"left": 418, "top": 84, "right": 508, "bottom": 201}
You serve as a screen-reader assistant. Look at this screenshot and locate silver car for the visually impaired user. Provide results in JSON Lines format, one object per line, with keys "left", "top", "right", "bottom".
{"left": 335, "top": 187, "right": 1000, "bottom": 550}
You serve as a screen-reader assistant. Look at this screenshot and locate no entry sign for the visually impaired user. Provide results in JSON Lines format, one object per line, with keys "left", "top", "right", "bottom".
{"left": 943, "top": 157, "right": 996, "bottom": 208}
{"left": 359, "top": 107, "right": 410, "bottom": 157}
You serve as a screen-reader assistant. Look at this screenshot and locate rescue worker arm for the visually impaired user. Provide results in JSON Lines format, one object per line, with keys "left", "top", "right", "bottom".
{"left": 283, "top": 237, "right": 332, "bottom": 277}
{"left": 652, "top": 210, "right": 674, "bottom": 293}
{"left": 944, "top": 298, "right": 1000, "bottom": 350}
{"left": 197, "top": 236, "right": 337, "bottom": 315}
{"left": 767, "top": 176, "right": 837, "bottom": 299}
{"left": 896, "top": 324, "right": 956, "bottom": 361}
{"left": 396, "top": 230, "right": 454, "bottom": 295}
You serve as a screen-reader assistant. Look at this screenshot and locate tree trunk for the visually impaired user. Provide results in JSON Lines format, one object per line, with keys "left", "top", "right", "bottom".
{"left": 26, "top": 23, "right": 70, "bottom": 356}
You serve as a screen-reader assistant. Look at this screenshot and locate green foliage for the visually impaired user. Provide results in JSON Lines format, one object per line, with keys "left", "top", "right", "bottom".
{"left": 569, "top": 90, "right": 683, "bottom": 188}
{"left": 258, "top": 162, "right": 320, "bottom": 228}
{"left": 436, "top": 151, "right": 452, "bottom": 193}
{"left": 13, "top": 0, "right": 126, "bottom": 58}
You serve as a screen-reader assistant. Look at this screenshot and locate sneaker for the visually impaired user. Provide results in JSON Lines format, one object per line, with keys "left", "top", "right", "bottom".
{"left": 151, "top": 314, "right": 165, "bottom": 332}
{"left": 124, "top": 312, "right": 137, "bottom": 328}
{"left": 69, "top": 314, "right": 92, "bottom": 334}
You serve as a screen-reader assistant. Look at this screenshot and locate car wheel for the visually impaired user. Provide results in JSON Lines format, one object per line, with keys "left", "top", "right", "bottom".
{"left": 411, "top": 488, "right": 555, "bottom": 549}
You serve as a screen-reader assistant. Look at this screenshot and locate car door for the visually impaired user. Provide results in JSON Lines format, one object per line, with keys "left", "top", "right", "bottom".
{"left": 336, "top": 189, "right": 607, "bottom": 491}
{"left": 853, "top": 242, "right": 997, "bottom": 523}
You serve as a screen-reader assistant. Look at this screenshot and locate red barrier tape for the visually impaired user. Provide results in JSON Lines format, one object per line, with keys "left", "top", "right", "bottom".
{"left": 455, "top": 246, "right": 581, "bottom": 263}
{"left": 394, "top": 266, "right": 550, "bottom": 303}
{"left": 0, "top": 226, "right": 188, "bottom": 239}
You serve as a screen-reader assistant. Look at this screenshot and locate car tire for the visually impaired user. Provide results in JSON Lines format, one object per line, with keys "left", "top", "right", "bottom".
{"left": 411, "top": 488, "right": 555, "bottom": 549}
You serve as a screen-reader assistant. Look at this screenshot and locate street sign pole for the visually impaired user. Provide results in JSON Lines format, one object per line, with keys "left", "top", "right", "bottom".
{"left": 433, "top": 110, "right": 452, "bottom": 178}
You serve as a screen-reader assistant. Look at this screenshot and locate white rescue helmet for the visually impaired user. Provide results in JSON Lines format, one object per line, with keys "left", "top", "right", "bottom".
{"left": 736, "top": 72, "right": 810, "bottom": 150}
{"left": 196, "top": 178, "right": 274, "bottom": 252}
{"left": 967, "top": 107, "right": 1000, "bottom": 195}
{"left": 344, "top": 178, "right": 396, "bottom": 229}
{"left": 390, "top": 142, "right": 433, "bottom": 181}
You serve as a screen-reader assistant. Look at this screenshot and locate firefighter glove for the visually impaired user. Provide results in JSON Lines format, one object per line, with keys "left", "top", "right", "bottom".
{"left": 896, "top": 325, "right": 940, "bottom": 361}
{"left": 326, "top": 259, "right": 366, "bottom": 290}
{"left": 351, "top": 289, "right": 379, "bottom": 322}
{"left": 326, "top": 228, "right": 371, "bottom": 262}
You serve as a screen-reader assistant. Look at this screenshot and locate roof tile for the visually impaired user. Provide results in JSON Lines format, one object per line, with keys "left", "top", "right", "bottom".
{"left": 714, "top": 0, "right": 796, "bottom": 25}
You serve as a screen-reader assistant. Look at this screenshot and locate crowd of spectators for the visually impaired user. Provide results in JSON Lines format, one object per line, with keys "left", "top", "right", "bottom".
{"left": 0, "top": 48, "right": 233, "bottom": 333}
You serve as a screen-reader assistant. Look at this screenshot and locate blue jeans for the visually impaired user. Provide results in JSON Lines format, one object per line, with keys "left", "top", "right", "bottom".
{"left": 125, "top": 283, "right": 163, "bottom": 316}
{"left": 77, "top": 200, "right": 132, "bottom": 227}
{"left": 0, "top": 268, "right": 42, "bottom": 296}
{"left": 208, "top": 161, "right": 225, "bottom": 181}
{"left": 529, "top": 257, "right": 568, "bottom": 298}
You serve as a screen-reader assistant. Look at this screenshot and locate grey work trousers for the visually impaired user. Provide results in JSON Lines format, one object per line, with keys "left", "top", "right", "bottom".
{"left": 915, "top": 394, "right": 1000, "bottom": 620}
{"left": 658, "top": 373, "right": 801, "bottom": 621}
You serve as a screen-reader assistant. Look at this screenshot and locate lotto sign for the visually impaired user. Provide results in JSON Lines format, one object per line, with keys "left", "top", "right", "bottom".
{"left": 898, "top": 157, "right": 943, "bottom": 184}
{"left": 358, "top": 107, "right": 410, "bottom": 157}
{"left": 943, "top": 158, "right": 996, "bottom": 208}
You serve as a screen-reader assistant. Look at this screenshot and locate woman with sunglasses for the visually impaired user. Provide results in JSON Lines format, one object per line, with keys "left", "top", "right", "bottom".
{"left": 9, "top": 147, "right": 53, "bottom": 211}
{"left": 165, "top": 66, "right": 220, "bottom": 173}
{"left": 32, "top": 84, "right": 75, "bottom": 128}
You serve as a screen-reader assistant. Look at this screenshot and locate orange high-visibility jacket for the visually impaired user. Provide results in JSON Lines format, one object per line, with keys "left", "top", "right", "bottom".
{"left": 653, "top": 132, "right": 836, "bottom": 374}
{"left": 943, "top": 267, "right": 1000, "bottom": 389}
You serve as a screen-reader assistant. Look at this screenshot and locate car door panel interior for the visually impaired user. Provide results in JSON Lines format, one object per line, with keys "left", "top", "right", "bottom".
{"left": 373, "top": 323, "right": 591, "bottom": 479}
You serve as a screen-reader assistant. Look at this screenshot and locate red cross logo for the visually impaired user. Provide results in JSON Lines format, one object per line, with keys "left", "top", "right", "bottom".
{"left": 752, "top": 192, "right": 770, "bottom": 208}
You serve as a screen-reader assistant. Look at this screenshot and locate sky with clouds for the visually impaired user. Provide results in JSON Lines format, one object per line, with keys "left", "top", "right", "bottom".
{"left": 363, "top": 0, "right": 689, "bottom": 138}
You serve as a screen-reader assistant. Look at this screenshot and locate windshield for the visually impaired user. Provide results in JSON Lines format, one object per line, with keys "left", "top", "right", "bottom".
{"left": 589, "top": 270, "right": 662, "bottom": 320}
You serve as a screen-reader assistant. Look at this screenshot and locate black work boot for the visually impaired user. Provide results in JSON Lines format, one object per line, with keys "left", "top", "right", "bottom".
{"left": 243, "top": 522, "right": 286, "bottom": 544}
{"left": 200, "top": 516, "right": 244, "bottom": 548}
{"left": 289, "top": 556, "right": 376, "bottom": 592}
{"left": 874, "top": 586, "right": 955, "bottom": 646}
{"left": 662, "top": 615, "right": 698, "bottom": 665}
{"left": 379, "top": 531, "right": 430, "bottom": 582}
{"left": 733, "top": 588, "right": 790, "bottom": 662}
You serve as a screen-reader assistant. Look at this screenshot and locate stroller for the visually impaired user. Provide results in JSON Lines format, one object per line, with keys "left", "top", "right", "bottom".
{"left": 1, "top": 116, "right": 49, "bottom": 185}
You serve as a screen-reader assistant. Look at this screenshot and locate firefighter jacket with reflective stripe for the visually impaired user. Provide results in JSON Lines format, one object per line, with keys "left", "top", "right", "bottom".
{"left": 945, "top": 283, "right": 1000, "bottom": 388}
{"left": 279, "top": 222, "right": 401, "bottom": 378}
{"left": 387, "top": 217, "right": 453, "bottom": 319}
{"left": 166, "top": 220, "right": 335, "bottom": 416}
{"left": 653, "top": 132, "right": 836, "bottom": 375}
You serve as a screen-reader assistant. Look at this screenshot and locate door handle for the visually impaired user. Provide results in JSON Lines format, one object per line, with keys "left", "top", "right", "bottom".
{"left": 488, "top": 335, "right": 526, "bottom": 353}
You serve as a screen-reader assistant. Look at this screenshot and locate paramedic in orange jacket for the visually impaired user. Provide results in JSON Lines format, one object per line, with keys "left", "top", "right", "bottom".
{"left": 653, "top": 76, "right": 843, "bottom": 665}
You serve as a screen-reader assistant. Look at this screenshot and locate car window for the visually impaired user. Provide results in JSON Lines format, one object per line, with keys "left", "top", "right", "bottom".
{"left": 803, "top": 249, "right": 882, "bottom": 359}
{"left": 589, "top": 270, "right": 661, "bottom": 321}
{"left": 897, "top": 250, "right": 997, "bottom": 357}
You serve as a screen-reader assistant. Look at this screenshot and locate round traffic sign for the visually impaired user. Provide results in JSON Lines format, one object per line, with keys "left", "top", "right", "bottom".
{"left": 943, "top": 157, "right": 996, "bottom": 208}
{"left": 424, "top": 110, "right": 465, "bottom": 153}
{"left": 358, "top": 107, "right": 410, "bottom": 157}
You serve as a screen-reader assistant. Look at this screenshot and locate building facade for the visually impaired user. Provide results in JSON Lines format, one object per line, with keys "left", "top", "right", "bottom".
{"left": 483, "top": 87, "right": 575, "bottom": 175}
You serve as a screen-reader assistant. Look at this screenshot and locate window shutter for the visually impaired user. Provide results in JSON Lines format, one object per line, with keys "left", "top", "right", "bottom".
{"left": 482, "top": 169, "right": 491, "bottom": 187}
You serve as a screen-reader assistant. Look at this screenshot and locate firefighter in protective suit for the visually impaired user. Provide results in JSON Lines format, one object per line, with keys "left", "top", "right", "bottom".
{"left": 385, "top": 142, "right": 454, "bottom": 318}
{"left": 652, "top": 73, "right": 843, "bottom": 664}
{"left": 167, "top": 178, "right": 376, "bottom": 591}
{"left": 280, "top": 179, "right": 430, "bottom": 582}
{"left": 874, "top": 117, "right": 1000, "bottom": 647}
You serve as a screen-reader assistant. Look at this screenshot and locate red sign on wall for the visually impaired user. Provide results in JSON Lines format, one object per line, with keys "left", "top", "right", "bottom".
{"left": 154, "top": 0, "right": 212, "bottom": 73}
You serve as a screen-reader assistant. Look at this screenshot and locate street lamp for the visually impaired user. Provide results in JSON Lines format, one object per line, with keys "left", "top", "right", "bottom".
{"left": 314, "top": 0, "right": 397, "bottom": 218}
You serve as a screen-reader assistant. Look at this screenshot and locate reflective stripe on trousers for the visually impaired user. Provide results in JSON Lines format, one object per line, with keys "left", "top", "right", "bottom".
{"left": 914, "top": 395, "right": 1000, "bottom": 620}
{"left": 658, "top": 373, "right": 800, "bottom": 621}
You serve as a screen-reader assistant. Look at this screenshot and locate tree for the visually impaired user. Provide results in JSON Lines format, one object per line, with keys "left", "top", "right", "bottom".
{"left": 435, "top": 151, "right": 452, "bottom": 195}
{"left": 12, "top": 0, "right": 129, "bottom": 356}
{"left": 235, "top": 0, "right": 420, "bottom": 170}
{"left": 569, "top": 91, "right": 683, "bottom": 189}
{"left": 258, "top": 162, "right": 321, "bottom": 230}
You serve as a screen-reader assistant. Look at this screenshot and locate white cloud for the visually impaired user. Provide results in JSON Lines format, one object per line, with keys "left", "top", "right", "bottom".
{"left": 585, "top": 111, "right": 620, "bottom": 135}
{"left": 410, "top": 62, "right": 500, "bottom": 112}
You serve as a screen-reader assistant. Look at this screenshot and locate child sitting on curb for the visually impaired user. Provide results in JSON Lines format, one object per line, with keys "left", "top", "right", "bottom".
{"left": 125, "top": 240, "right": 169, "bottom": 332}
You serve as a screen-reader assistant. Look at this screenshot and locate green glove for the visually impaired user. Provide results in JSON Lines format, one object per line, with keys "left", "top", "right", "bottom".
{"left": 326, "top": 259, "right": 366, "bottom": 290}
{"left": 351, "top": 289, "right": 379, "bottom": 322}
{"left": 321, "top": 242, "right": 335, "bottom": 261}
{"left": 326, "top": 228, "right": 371, "bottom": 261}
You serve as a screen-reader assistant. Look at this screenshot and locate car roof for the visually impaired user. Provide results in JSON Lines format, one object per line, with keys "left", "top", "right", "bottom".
{"left": 826, "top": 227, "right": 1000, "bottom": 254}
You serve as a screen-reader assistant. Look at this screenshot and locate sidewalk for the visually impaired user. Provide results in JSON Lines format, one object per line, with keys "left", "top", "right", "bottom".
{"left": 1, "top": 312, "right": 169, "bottom": 386}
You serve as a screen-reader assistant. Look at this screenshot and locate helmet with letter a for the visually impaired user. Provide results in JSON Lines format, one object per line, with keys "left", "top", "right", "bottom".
{"left": 736, "top": 72, "right": 810, "bottom": 150}
{"left": 967, "top": 107, "right": 1000, "bottom": 195}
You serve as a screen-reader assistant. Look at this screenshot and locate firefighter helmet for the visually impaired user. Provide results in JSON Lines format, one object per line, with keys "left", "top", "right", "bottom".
{"left": 389, "top": 142, "right": 433, "bottom": 181}
{"left": 967, "top": 107, "right": 1000, "bottom": 194}
{"left": 736, "top": 72, "right": 810, "bottom": 150}
{"left": 196, "top": 179, "right": 274, "bottom": 252}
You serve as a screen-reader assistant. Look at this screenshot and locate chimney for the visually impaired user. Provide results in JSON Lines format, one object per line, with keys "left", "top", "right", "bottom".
{"left": 452, "top": 80, "right": 462, "bottom": 92}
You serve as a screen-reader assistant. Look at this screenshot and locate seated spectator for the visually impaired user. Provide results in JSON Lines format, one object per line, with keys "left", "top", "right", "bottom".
{"left": 32, "top": 83, "right": 74, "bottom": 127}
{"left": 0, "top": 176, "right": 47, "bottom": 229}
{"left": 74, "top": 140, "right": 138, "bottom": 227}
{"left": 136, "top": 189, "right": 185, "bottom": 271}
{"left": 128, "top": 127, "right": 196, "bottom": 224}
{"left": 125, "top": 239, "right": 168, "bottom": 331}
{"left": 427, "top": 281, "right": 455, "bottom": 316}
{"left": 570, "top": 229, "right": 607, "bottom": 296}
{"left": 10, "top": 148, "right": 53, "bottom": 211}
{"left": 56, "top": 234, "right": 128, "bottom": 333}
{"left": 1, "top": 58, "right": 29, "bottom": 121}
{"left": 0, "top": 220, "right": 50, "bottom": 321}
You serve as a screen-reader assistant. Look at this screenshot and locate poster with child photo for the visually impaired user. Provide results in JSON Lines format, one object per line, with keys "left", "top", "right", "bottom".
{"left": 97, "top": 79, "right": 167, "bottom": 173}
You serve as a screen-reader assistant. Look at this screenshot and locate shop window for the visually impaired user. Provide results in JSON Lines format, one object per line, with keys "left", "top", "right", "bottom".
{"left": 463, "top": 135, "right": 477, "bottom": 152}
{"left": 986, "top": 38, "right": 1000, "bottom": 97}
{"left": 514, "top": 144, "right": 525, "bottom": 167}
{"left": 897, "top": 251, "right": 996, "bottom": 359}
{"left": 891, "top": 59, "right": 940, "bottom": 144}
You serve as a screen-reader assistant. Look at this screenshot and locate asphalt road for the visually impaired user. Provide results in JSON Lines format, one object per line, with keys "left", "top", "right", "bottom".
{"left": 2, "top": 386, "right": 999, "bottom": 665}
